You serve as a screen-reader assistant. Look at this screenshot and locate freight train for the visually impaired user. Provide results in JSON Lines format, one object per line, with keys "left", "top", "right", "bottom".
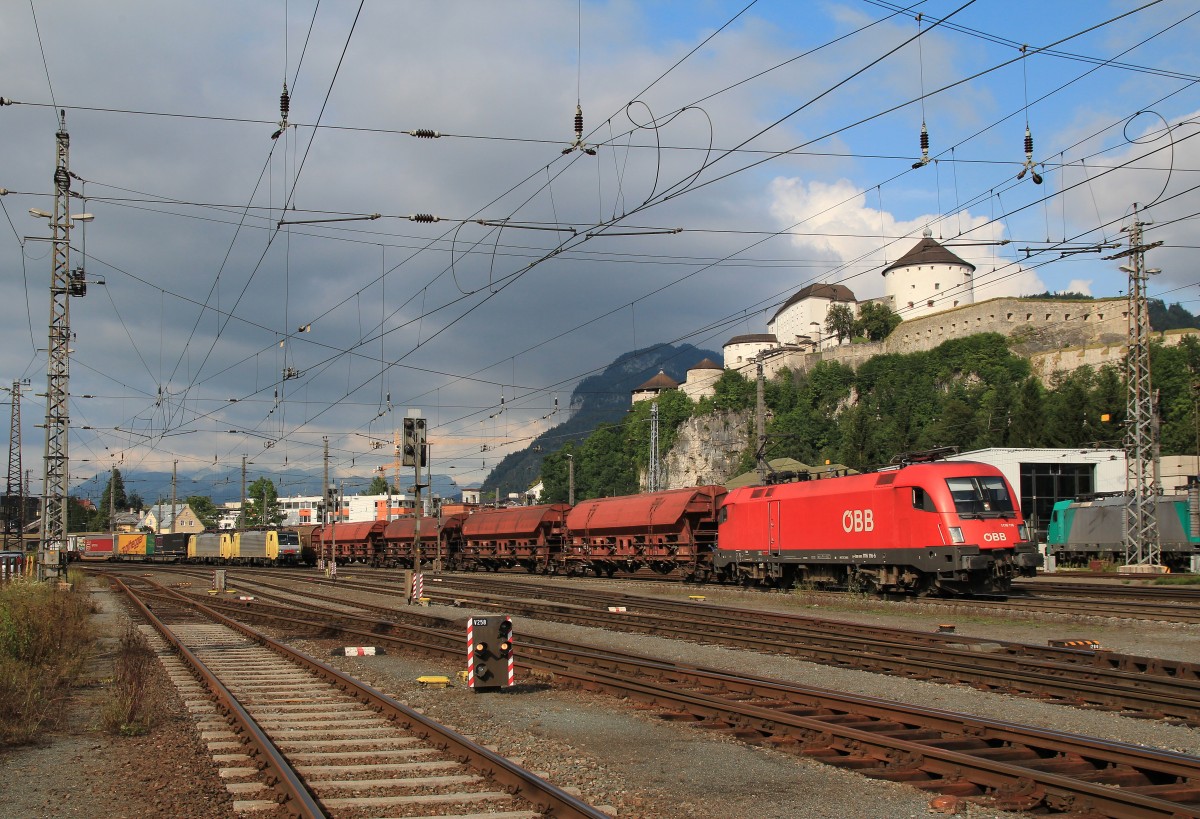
{"left": 306, "top": 458, "right": 1038, "bottom": 596}
{"left": 1046, "top": 493, "right": 1200, "bottom": 572}
{"left": 73, "top": 529, "right": 302, "bottom": 565}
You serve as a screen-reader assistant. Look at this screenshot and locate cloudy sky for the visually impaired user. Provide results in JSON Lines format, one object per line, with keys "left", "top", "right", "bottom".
{"left": 1, "top": 1, "right": 1198, "bottom": 500}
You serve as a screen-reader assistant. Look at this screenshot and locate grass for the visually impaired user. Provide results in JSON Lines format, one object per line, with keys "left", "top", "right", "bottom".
{"left": 100, "top": 625, "right": 163, "bottom": 736}
{"left": 1152, "top": 575, "right": 1200, "bottom": 586}
{"left": 0, "top": 570, "right": 96, "bottom": 746}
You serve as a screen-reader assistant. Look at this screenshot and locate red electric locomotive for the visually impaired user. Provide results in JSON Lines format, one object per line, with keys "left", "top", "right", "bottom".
{"left": 563, "top": 485, "right": 724, "bottom": 579}
{"left": 715, "top": 460, "right": 1040, "bottom": 595}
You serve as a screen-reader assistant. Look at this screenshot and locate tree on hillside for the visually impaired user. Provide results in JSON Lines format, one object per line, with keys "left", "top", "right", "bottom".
{"left": 1008, "top": 377, "right": 1046, "bottom": 447}
{"left": 91, "top": 469, "right": 128, "bottom": 530}
{"left": 577, "top": 424, "right": 637, "bottom": 499}
{"left": 825, "top": 304, "right": 856, "bottom": 343}
{"left": 185, "top": 495, "right": 219, "bottom": 529}
{"left": 705, "top": 369, "right": 755, "bottom": 412}
{"left": 368, "top": 474, "right": 390, "bottom": 495}
{"left": 853, "top": 302, "right": 902, "bottom": 342}
{"left": 540, "top": 444, "right": 577, "bottom": 504}
{"left": 242, "top": 477, "right": 283, "bottom": 527}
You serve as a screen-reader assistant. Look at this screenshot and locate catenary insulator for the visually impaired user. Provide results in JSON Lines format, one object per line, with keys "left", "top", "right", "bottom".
{"left": 574, "top": 104, "right": 584, "bottom": 137}
{"left": 1024, "top": 126, "right": 1033, "bottom": 160}
{"left": 280, "top": 84, "right": 290, "bottom": 120}
{"left": 406, "top": 129, "right": 441, "bottom": 138}
{"left": 919, "top": 123, "right": 929, "bottom": 153}
{"left": 408, "top": 213, "right": 441, "bottom": 223}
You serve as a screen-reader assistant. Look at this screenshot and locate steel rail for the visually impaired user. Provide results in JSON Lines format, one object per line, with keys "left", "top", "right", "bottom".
{"left": 113, "top": 574, "right": 609, "bottom": 819}
{"left": 147, "top": 567, "right": 1200, "bottom": 723}
{"left": 162, "top": 580, "right": 1200, "bottom": 817}
{"left": 111, "top": 576, "right": 327, "bottom": 818}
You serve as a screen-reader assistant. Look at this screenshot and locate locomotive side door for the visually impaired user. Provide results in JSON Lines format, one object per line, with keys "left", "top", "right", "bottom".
{"left": 767, "top": 500, "right": 781, "bottom": 556}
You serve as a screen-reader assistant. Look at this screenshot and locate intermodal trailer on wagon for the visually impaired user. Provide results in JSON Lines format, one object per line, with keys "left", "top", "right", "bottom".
{"left": 716, "top": 461, "right": 1038, "bottom": 595}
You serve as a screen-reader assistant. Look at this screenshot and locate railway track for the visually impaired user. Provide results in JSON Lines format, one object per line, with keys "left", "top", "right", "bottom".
{"left": 110, "top": 574, "right": 608, "bottom": 819}
{"left": 918, "top": 591, "right": 1200, "bottom": 624}
{"left": 127, "top": 570, "right": 1200, "bottom": 817}
{"left": 126, "top": 566, "right": 1200, "bottom": 722}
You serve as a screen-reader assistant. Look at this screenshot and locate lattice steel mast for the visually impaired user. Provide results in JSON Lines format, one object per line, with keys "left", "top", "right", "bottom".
{"left": 37, "top": 112, "right": 75, "bottom": 580}
{"left": 1105, "top": 205, "right": 1162, "bottom": 568}
{"left": 4, "top": 381, "right": 24, "bottom": 551}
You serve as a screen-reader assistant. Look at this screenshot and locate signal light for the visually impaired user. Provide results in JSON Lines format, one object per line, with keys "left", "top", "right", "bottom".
{"left": 467, "top": 615, "right": 514, "bottom": 692}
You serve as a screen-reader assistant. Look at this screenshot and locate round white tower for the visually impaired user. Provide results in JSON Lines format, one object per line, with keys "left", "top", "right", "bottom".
{"left": 882, "top": 229, "right": 975, "bottom": 320}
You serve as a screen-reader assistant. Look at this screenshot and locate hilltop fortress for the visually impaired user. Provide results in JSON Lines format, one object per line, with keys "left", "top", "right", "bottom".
{"left": 630, "top": 232, "right": 1195, "bottom": 406}
{"left": 720, "top": 233, "right": 1185, "bottom": 386}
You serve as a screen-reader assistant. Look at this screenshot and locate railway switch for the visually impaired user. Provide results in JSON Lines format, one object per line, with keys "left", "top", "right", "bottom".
{"left": 467, "top": 615, "right": 514, "bottom": 692}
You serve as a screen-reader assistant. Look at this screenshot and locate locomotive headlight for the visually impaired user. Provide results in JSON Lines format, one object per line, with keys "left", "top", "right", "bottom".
{"left": 948, "top": 527, "right": 965, "bottom": 544}
{"left": 1018, "top": 523, "right": 1028, "bottom": 541}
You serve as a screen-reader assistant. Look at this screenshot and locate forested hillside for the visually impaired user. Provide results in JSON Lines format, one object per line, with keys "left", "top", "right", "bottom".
{"left": 481, "top": 342, "right": 720, "bottom": 498}
{"left": 536, "top": 332, "right": 1200, "bottom": 503}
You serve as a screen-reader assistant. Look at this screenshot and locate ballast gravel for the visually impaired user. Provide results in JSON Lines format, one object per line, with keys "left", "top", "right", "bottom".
{"left": 285, "top": 573, "right": 1200, "bottom": 818}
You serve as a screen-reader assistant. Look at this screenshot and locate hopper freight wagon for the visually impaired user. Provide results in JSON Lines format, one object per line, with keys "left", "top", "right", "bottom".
{"left": 1047, "top": 494, "right": 1200, "bottom": 572}
{"left": 380, "top": 515, "right": 463, "bottom": 568}
{"left": 310, "top": 520, "right": 386, "bottom": 565}
{"left": 716, "top": 461, "right": 1039, "bottom": 595}
{"left": 458, "top": 504, "right": 570, "bottom": 573}
{"left": 188, "top": 531, "right": 233, "bottom": 562}
{"left": 563, "top": 485, "right": 724, "bottom": 579}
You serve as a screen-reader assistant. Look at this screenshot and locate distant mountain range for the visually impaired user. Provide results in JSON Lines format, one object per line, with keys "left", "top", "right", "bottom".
{"left": 72, "top": 467, "right": 462, "bottom": 509}
{"left": 481, "top": 342, "right": 721, "bottom": 497}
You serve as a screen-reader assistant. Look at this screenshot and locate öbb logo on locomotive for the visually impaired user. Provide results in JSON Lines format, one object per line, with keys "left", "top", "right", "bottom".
{"left": 841, "top": 509, "right": 875, "bottom": 533}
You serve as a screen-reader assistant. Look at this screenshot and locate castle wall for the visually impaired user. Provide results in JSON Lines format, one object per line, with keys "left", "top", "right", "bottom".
{"left": 730, "top": 297, "right": 1132, "bottom": 382}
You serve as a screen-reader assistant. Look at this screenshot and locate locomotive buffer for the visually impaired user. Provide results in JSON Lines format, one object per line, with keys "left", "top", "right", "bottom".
{"left": 467, "top": 615, "right": 514, "bottom": 692}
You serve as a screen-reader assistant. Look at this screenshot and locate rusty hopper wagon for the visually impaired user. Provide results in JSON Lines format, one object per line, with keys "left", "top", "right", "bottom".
{"left": 311, "top": 520, "right": 386, "bottom": 565}
{"left": 564, "top": 485, "right": 725, "bottom": 579}
{"left": 381, "top": 515, "right": 462, "bottom": 569}
{"left": 459, "top": 504, "right": 570, "bottom": 573}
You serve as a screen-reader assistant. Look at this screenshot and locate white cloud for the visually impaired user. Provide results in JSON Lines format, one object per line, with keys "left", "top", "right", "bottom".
{"left": 766, "top": 176, "right": 1045, "bottom": 300}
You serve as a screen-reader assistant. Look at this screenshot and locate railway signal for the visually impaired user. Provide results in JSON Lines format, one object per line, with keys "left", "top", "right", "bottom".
{"left": 467, "top": 615, "right": 514, "bottom": 692}
{"left": 402, "top": 416, "right": 427, "bottom": 467}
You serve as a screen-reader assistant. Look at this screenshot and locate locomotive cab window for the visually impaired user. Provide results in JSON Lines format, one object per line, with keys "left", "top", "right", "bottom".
{"left": 945, "top": 476, "right": 1016, "bottom": 516}
{"left": 911, "top": 487, "right": 937, "bottom": 512}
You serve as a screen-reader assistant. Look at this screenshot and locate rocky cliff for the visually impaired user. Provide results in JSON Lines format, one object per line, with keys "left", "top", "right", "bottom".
{"left": 664, "top": 409, "right": 753, "bottom": 489}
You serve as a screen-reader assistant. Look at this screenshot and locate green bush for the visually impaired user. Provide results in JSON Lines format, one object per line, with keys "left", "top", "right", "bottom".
{"left": 0, "top": 578, "right": 95, "bottom": 746}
